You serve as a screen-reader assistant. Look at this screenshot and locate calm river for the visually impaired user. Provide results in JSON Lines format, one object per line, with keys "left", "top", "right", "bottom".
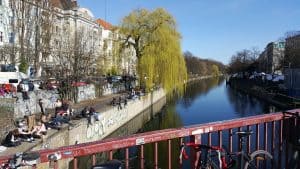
{"left": 79, "top": 77, "right": 279, "bottom": 169}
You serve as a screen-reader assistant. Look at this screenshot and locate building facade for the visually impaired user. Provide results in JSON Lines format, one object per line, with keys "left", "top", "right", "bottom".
{"left": 258, "top": 41, "right": 285, "bottom": 74}
{"left": 96, "top": 19, "right": 136, "bottom": 76}
{"left": 285, "top": 33, "right": 300, "bottom": 68}
{"left": 0, "top": 0, "right": 136, "bottom": 77}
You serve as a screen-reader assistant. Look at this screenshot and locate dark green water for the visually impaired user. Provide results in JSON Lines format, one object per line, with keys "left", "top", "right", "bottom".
{"left": 78, "top": 77, "right": 279, "bottom": 169}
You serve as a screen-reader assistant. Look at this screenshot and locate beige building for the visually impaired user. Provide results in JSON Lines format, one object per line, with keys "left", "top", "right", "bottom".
{"left": 258, "top": 41, "right": 285, "bottom": 74}
{"left": 0, "top": 0, "right": 136, "bottom": 77}
{"left": 96, "top": 19, "right": 136, "bottom": 76}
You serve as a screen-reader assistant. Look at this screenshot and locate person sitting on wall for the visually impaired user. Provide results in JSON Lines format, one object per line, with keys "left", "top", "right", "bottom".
{"left": 16, "top": 120, "right": 34, "bottom": 142}
{"left": 54, "top": 99, "right": 62, "bottom": 115}
{"left": 61, "top": 100, "right": 74, "bottom": 117}
{"left": 80, "top": 106, "right": 89, "bottom": 118}
{"left": 1, "top": 130, "right": 21, "bottom": 147}
{"left": 31, "top": 121, "right": 47, "bottom": 139}
{"left": 41, "top": 114, "right": 60, "bottom": 130}
{"left": 1, "top": 129, "right": 21, "bottom": 147}
{"left": 51, "top": 112, "right": 74, "bottom": 127}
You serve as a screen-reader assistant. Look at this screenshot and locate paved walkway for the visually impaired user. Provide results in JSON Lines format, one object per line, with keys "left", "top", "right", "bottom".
{"left": 0, "top": 93, "right": 124, "bottom": 157}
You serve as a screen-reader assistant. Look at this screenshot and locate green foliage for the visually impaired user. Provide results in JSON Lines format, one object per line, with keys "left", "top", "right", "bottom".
{"left": 19, "top": 57, "right": 28, "bottom": 74}
{"left": 120, "top": 8, "right": 187, "bottom": 94}
{"left": 211, "top": 64, "right": 220, "bottom": 77}
{"left": 107, "top": 66, "right": 119, "bottom": 76}
{"left": 184, "top": 51, "right": 225, "bottom": 77}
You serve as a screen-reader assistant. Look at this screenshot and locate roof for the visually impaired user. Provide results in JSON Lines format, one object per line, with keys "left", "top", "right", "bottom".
{"left": 50, "top": 0, "right": 78, "bottom": 10}
{"left": 78, "top": 8, "right": 94, "bottom": 18}
{"left": 96, "top": 19, "right": 113, "bottom": 30}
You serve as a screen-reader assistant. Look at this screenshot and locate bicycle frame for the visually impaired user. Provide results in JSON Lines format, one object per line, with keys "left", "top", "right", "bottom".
{"left": 180, "top": 130, "right": 266, "bottom": 169}
{"left": 180, "top": 142, "right": 229, "bottom": 169}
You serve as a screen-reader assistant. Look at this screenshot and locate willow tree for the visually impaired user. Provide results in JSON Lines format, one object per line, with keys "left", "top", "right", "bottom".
{"left": 211, "top": 65, "right": 220, "bottom": 77}
{"left": 119, "top": 8, "right": 187, "bottom": 93}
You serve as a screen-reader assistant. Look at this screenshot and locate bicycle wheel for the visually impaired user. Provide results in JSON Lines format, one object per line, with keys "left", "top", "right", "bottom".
{"left": 244, "top": 150, "right": 273, "bottom": 169}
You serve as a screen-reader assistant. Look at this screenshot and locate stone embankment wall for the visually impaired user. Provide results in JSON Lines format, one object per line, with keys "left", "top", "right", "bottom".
{"left": 32, "top": 89, "right": 166, "bottom": 169}
{"left": 0, "top": 85, "right": 96, "bottom": 141}
{"left": 102, "top": 83, "right": 125, "bottom": 96}
{"left": 76, "top": 84, "right": 96, "bottom": 103}
{"left": 0, "top": 84, "right": 97, "bottom": 119}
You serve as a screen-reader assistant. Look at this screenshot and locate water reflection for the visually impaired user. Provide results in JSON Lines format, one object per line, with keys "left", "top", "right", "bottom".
{"left": 225, "top": 85, "right": 278, "bottom": 117}
{"left": 181, "top": 77, "right": 223, "bottom": 109}
{"left": 78, "top": 77, "right": 281, "bottom": 169}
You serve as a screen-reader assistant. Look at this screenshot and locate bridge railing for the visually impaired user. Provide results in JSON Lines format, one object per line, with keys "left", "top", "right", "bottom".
{"left": 0, "top": 109, "right": 299, "bottom": 169}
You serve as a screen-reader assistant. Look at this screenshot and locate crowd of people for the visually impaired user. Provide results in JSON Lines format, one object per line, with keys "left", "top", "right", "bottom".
{"left": 0, "top": 83, "right": 147, "bottom": 151}
{"left": 1, "top": 99, "right": 75, "bottom": 148}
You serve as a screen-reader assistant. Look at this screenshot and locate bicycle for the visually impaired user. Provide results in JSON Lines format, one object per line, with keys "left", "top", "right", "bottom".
{"left": 180, "top": 130, "right": 273, "bottom": 169}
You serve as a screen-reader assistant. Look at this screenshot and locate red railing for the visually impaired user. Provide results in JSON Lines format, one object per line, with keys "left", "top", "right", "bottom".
{"left": 0, "top": 109, "right": 299, "bottom": 169}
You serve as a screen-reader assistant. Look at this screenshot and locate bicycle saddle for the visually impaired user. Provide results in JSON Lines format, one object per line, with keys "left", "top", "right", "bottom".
{"left": 234, "top": 130, "right": 253, "bottom": 137}
{"left": 91, "top": 159, "right": 122, "bottom": 169}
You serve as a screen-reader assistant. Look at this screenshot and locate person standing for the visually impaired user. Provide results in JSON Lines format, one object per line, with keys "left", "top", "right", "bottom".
{"left": 39, "top": 99, "right": 45, "bottom": 114}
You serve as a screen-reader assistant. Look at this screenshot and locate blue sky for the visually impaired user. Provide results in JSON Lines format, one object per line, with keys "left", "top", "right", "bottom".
{"left": 78, "top": 0, "right": 300, "bottom": 64}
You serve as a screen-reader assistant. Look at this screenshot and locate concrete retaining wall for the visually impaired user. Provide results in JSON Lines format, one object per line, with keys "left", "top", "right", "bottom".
{"left": 0, "top": 84, "right": 97, "bottom": 119}
{"left": 76, "top": 84, "right": 96, "bottom": 103}
{"left": 31, "top": 89, "right": 166, "bottom": 168}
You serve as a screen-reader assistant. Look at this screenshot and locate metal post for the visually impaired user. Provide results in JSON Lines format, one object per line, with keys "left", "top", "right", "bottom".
{"left": 247, "top": 125, "right": 251, "bottom": 152}
{"left": 218, "top": 131, "right": 222, "bottom": 147}
{"left": 92, "top": 154, "right": 96, "bottom": 166}
{"left": 125, "top": 148, "right": 129, "bottom": 169}
{"left": 73, "top": 157, "right": 77, "bottom": 169}
{"left": 256, "top": 124, "right": 260, "bottom": 151}
{"left": 229, "top": 129, "right": 233, "bottom": 152}
{"left": 154, "top": 142, "right": 158, "bottom": 169}
{"left": 264, "top": 122, "right": 268, "bottom": 151}
{"left": 140, "top": 145, "right": 144, "bottom": 169}
{"left": 168, "top": 139, "right": 172, "bottom": 169}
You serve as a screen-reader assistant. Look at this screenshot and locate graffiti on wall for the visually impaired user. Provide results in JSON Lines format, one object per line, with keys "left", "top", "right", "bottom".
{"left": 86, "top": 109, "right": 128, "bottom": 139}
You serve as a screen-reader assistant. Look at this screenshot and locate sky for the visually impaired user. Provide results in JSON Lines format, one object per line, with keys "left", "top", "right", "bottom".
{"left": 77, "top": 0, "right": 300, "bottom": 64}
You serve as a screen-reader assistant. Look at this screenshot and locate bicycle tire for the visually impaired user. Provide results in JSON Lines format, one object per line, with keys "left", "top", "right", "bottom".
{"left": 243, "top": 150, "right": 273, "bottom": 169}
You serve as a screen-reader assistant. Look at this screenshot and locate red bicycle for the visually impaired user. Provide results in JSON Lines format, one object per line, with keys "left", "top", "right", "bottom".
{"left": 180, "top": 131, "right": 273, "bottom": 169}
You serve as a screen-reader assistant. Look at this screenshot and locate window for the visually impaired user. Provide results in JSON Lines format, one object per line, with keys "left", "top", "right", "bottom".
{"left": 9, "top": 33, "right": 14, "bottom": 43}
{"left": 0, "top": 32, "right": 3, "bottom": 42}
{"left": 9, "top": 16, "right": 14, "bottom": 25}
{"left": 0, "top": 14, "right": 3, "bottom": 25}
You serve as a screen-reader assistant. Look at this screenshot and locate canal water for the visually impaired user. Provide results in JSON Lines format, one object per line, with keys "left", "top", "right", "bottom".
{"left": 79, "top": 77, "right": 280, "bottom": 168}
{"left": 140, "top": 77, "right": 277, "bottom": 131}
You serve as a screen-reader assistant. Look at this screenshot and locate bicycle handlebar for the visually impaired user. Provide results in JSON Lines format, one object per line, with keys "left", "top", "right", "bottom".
{"left": 179, "top": 143, "right": 225, "bottom": 160}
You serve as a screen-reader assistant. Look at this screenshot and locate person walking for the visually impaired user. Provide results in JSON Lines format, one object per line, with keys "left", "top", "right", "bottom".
{"left": 117, "top": 96, "right": 122, "bottom": 110}
{"left": 39, "top": 99, "right": 45, "bottom": 114}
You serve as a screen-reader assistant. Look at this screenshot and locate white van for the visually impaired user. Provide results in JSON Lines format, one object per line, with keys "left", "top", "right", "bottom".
{"left": 0, "top": 72, "right": 29, "bottom": 88}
